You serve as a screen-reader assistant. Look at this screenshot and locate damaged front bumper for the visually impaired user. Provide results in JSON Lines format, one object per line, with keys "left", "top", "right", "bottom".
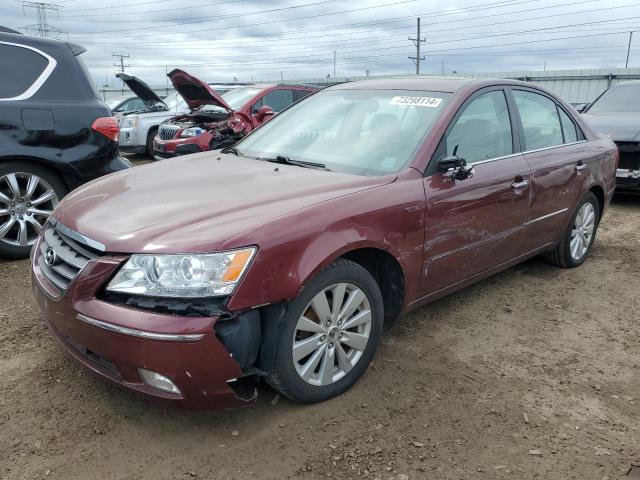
{"left": 31, "top": 238, "right": 257, "bottom": 410}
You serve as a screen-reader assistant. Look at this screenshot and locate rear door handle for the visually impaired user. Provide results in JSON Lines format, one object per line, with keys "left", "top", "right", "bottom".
{"left": 511, "top": 180, "right": 529, "bottom": 189}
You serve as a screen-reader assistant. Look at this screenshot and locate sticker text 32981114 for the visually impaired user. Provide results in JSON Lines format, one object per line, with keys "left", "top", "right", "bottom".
{"left": 389, "top": 96, "right": 443, "bottom": 107}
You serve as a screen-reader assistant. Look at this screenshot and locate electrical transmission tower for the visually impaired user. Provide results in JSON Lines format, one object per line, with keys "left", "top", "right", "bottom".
{"left": 408, "top": 17, "right": 426, "bottom": 75}
{"left": 19, "top": 1, "right": 66, "bottom": 39}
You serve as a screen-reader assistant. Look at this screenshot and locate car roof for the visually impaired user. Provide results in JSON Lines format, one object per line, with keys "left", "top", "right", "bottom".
{"left": 329, "top": 77, "right": 478, "bottom": 93}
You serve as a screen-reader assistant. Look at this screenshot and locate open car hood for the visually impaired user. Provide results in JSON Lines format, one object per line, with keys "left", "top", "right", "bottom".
{"left": 116, "top": 73, "right": 165, "bottom": 105}
{"left": 168, "top": 68, "right": 233, "bottom": 112}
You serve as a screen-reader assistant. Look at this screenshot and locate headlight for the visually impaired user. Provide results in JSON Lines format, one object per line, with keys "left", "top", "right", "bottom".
{"left": 120, "top": 115, "right": 138, "bottom": 129}
{"left": 106, "top": 248, "right": 256, "bottom": 298}
{"left": 180, "top": 127, "right": 205, "bottom": 137}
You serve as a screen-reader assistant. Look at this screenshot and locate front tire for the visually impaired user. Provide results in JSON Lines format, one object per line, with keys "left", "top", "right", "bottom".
{"left": 146, "top": 127, "right": 158, "bottom": 158}
{"left": 543, "top": 191, "right": 600, "bottom": 268}
{"left": 268, "top": 260, "right": 384, "bottom": 403}
{"left": 0, "top": 162, "right": 66, "bottom": 259}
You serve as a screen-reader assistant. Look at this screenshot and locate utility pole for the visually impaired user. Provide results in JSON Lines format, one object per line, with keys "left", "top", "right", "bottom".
{"left": 626, "top": 31, "right": 634, "bottom": 69}
{"left": 408, "top": 17, "right": 426, "bottom": 75}
{"left": 333, "top": 50, "right": 336, "bottom": 78}
{"left": 113, "top": 53, "right": 130, "bottom": 73}
{"left": 19, "top": 1, "right": 65, "bottom": 38}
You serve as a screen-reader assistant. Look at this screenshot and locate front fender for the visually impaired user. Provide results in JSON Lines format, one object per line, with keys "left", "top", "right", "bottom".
{"left": 226, "top": 172, "right": 426, "bottom": 311}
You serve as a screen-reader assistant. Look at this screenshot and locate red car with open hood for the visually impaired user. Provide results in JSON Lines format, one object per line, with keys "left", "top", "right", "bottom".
{"left": 31, "top": 78, "right": 617, "bottom": 409}
{"left": 153, "top": 69, "right": 317, "bottom": 159}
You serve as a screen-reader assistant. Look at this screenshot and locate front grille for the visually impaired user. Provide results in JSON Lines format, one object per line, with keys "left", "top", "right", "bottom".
{"left": 38, "top": 224, "right": 101, "bottom": 294}
{"left": 158, "top": 124, "right": 180, "bottom": 140}
{"left": 615, "top": 141, "right": 640, "bottom": 171}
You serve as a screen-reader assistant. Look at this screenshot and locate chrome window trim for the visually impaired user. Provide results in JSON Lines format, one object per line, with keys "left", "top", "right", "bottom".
{"left": 524, "top": 208, "right": 568, "bottom": 226}
{"left": 49, "top": 218, "right": 106, "bottom": 252}
{"left": 0, "top": 41, "right": 57, "bottom": 101}
{"left": 76, "top": 314, "right": 206, "bottom": 342}
{"left": 470, "top": 140, "right": 588, "bottom": 167}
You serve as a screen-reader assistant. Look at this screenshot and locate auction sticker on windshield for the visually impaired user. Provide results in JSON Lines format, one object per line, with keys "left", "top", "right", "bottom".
{"left": 389, "top": 96, "right": 443, "bottom": 107}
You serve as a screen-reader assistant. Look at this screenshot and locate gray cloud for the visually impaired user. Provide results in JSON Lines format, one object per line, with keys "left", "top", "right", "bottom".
{"left": 3, "top": 0, "right": 639, "bottom": 87}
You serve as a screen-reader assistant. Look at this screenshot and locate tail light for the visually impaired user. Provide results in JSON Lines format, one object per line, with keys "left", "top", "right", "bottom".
{"left": 91, "top": 117, "right": 119, "bottom": 142}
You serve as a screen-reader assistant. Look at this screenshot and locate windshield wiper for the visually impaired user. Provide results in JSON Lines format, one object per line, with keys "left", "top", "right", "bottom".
{"left": 262, "top": 155, "right": 330, "bottom": 171}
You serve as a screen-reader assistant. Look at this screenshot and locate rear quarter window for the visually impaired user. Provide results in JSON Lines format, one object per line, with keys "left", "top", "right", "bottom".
{"left": 0, "top": 42, "right": 52, "bottom": 100}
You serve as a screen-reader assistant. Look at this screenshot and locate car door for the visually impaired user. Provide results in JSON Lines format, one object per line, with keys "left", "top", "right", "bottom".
{"left": 421, "top": 88, "right": 531, "bottom": 296}
{"left": 510, "top": 88, "right": 590, "bottom": 251}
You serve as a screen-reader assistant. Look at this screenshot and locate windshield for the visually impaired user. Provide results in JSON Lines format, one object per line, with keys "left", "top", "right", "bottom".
{"left": 588, "top": 83, "right": 640, "bottom": 113}
{"left": 236, "top": 89, "right": 452, "bottom": 176}
{"left": 164, "top": 92, "right": 185, "bottom": 110}
{"left": 221, "top": 87, "right": 263, "bottom": 110}
{"left": 107, "top": 98, "right": 125, "bottom": 109}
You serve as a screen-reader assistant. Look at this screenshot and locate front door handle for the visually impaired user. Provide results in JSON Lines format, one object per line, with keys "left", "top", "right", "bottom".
{"left": 511, "top": 180, "right": 529, "bottom": 189}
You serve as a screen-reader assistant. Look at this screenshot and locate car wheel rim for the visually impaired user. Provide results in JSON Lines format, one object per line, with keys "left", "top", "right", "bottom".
{"left": 0, "top": 172, "right": 58, "bottom": 248}
{"left": 570, "top": 202, "right": 595, "bottom": 261}
{"left": 292, "top": 283, "right": 372, "bottom": 386}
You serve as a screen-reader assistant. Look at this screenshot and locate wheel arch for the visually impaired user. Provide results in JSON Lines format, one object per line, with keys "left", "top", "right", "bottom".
{"left": 588, "top": 183, "right": 605, "bottom": 218}
{"left": 0, "top": 155, "right": 71, "bottom": 191}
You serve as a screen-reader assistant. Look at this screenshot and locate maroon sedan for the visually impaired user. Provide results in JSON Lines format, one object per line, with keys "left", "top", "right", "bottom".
{"left": 31, "top": 78, "right": 617, "bottom": 409}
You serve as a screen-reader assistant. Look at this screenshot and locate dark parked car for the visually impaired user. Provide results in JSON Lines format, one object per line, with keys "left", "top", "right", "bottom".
{"left": 31, "top": 78, "right": 616, "bottom": 409}
{"left": 0, "top": 30, "right": 130, "bottom": 259}
{"left": 153, "top": 69, "right": 317, "bottom": 159}
{"left": 581, "top": 81, "right": 640, "bottom": 191}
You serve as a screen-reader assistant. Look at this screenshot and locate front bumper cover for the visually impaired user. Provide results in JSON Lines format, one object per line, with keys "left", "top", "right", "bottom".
{"left": 31, "top": 238, "right": 251, "bottom": 410}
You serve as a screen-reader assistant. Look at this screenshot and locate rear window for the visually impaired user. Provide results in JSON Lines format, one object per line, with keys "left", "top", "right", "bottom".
{"left": 0, "top": 42, "right": 51, "bottom": 100}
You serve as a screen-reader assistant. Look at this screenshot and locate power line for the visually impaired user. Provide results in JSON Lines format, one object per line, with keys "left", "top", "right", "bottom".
{"left": 68, "top": 0, "right": 538, "bottom": 38}
{"left": 74, "top": 0, "right": 605, "bottom": 45}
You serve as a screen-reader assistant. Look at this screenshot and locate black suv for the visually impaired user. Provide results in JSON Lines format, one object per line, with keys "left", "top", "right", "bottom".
{"left": 0, "top": 28, "right": 130, "bottom": 259}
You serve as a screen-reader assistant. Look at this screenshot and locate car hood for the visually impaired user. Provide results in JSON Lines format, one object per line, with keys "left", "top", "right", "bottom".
{"left": 168, "top": 69, "right": 234, "bottom": 112}
{"left": 116, "top": 73, "right": 166, "bottom": 105}
{"left": 581, "top": 112, "right": 640, "bottom": 142}
{"left": 53, "top": 153, "right": 395, "bottom": 254}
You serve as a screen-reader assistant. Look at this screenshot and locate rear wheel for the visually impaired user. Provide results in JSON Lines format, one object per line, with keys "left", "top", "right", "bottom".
{"left": 543, "top": 192, "right": 599, "bottom": 268}
{"left": 0, "top": 162, "right": 66, "bottom": 259}
{"left": 268, "top": 260, "right": 383, "bottom": 403}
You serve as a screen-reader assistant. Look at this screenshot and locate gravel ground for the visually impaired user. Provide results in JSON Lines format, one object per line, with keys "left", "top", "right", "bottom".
{"left": 1, "top": 195, "right": 639, "bottom": 480}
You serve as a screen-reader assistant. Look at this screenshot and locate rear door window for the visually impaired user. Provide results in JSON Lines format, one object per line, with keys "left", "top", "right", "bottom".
{"left": 440, "top": 90, "right": 513, "bottom": 164}
{"left": 513, "top": 90, "right": 564, "bottom": 150}
{"left": 0, "top": 43, "right": 51, "bottom": 100}
{"left": 558, "top": 108, "right": 579, "bottom": 143}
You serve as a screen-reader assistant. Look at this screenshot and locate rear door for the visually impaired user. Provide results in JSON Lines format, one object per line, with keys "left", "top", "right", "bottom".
{"left": 510, "top": 88, "right": 590, "bottom": 251}
{"left": 421, "top": 87, "right": 531, "bottom": 296}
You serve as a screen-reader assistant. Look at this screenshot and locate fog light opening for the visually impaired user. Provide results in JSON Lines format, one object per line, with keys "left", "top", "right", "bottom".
{"left": 139, "top": 368, "right": 181, "bottom": 395}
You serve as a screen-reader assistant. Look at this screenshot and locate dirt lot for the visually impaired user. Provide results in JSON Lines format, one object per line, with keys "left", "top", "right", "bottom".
{"left": 1, "top": 195, "right": 639, "bottom": 480}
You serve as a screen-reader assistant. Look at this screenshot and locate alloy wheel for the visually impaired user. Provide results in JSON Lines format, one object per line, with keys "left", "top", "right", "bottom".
{"left": 0, "top": 172, "right": 58, "bottom": 247}
{"left": 570, "top": 202, "right": 595, "bottom": 261}
{"left": 292, "top": 282, "right": 372, "bottom": 386}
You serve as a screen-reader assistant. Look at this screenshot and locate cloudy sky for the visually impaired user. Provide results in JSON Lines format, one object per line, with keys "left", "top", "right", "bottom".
{"left": 3, "top": 0, "right": 640, "bottom": 87}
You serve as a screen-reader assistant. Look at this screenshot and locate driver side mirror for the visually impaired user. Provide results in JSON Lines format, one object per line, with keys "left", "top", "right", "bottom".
{"left": 438, "top": 155, "right": 474, "bottom": 180}
{"left": 256, "top": 105, "right": 275, "bottom": 121}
